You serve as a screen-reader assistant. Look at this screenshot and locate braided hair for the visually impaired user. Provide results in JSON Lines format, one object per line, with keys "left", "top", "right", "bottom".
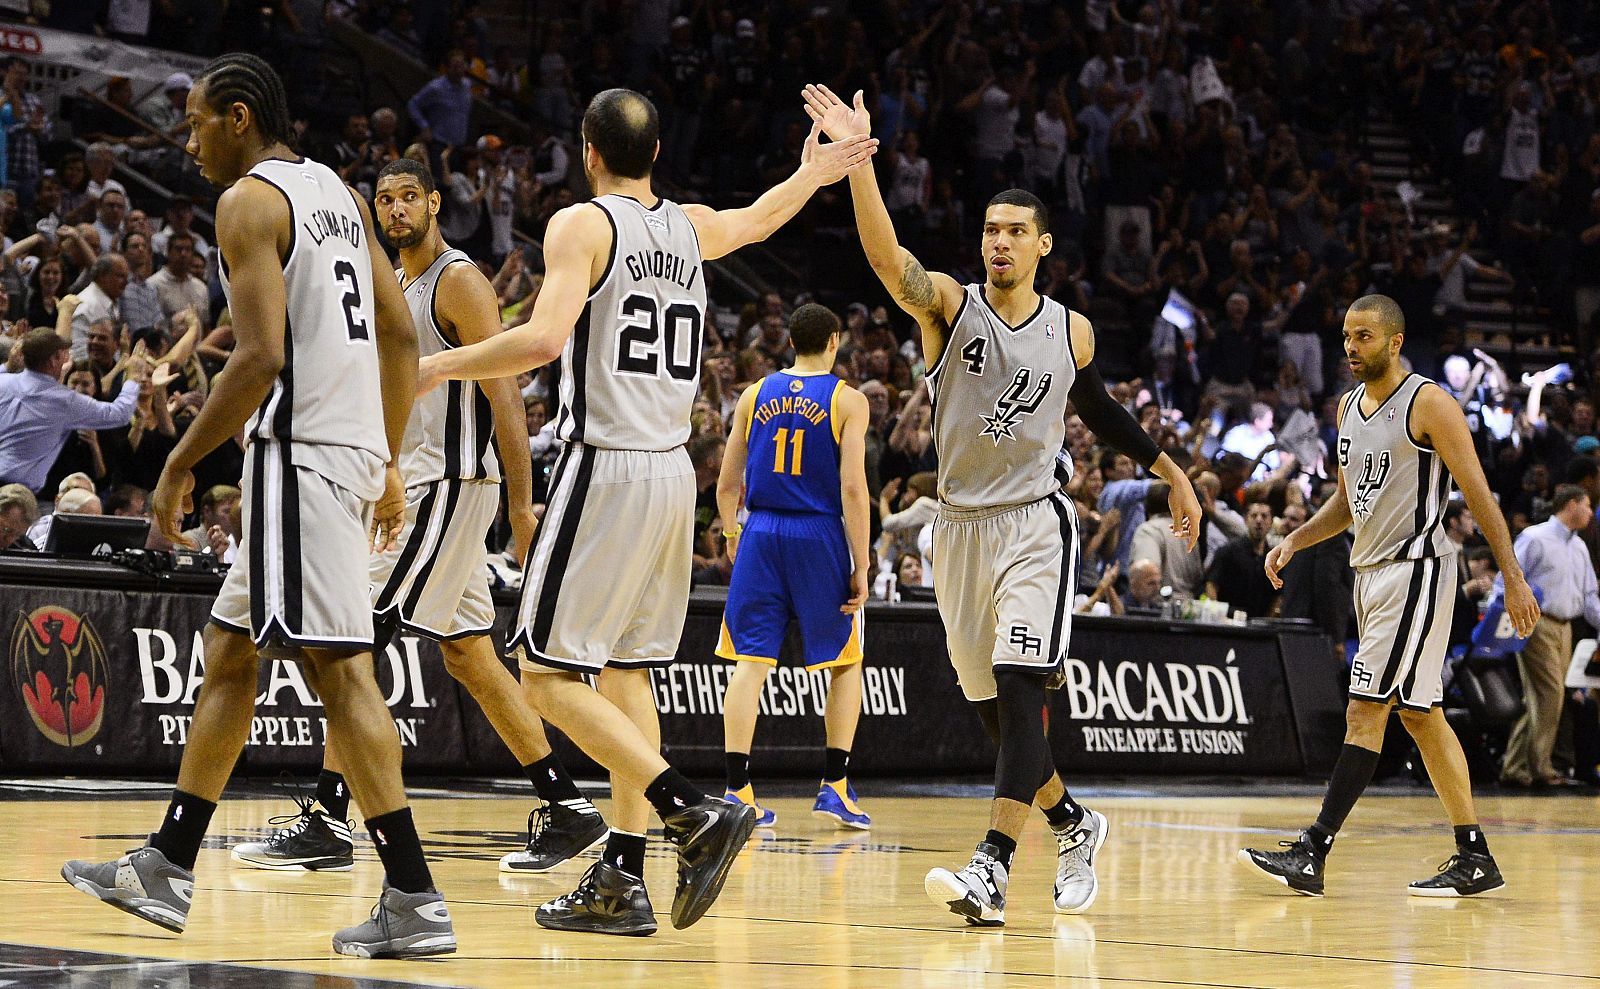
{"left": 196, "top": 53, "right": 294, "bottom": 148}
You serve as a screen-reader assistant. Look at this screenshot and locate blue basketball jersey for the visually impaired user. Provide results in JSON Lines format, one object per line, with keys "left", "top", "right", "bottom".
{"left": 744, "top": 371, "right": 843, "bottom": 516}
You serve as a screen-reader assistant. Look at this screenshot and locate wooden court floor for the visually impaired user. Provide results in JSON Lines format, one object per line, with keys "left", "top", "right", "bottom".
{"left": 6, "top": 785, "right": 1599, "bottom": 988}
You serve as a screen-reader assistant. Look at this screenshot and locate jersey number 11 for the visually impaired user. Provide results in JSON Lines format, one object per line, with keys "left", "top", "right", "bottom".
{"left": 772, "top": 427, "right": 805, "bottom": 475}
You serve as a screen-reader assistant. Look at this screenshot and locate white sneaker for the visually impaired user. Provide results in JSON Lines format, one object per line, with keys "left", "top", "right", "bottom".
{"left": 925, "top": 842, "right": 1008, "bottom": 926}
{"left": 1053, "top": 808, "right": 1109, "bottom": 914}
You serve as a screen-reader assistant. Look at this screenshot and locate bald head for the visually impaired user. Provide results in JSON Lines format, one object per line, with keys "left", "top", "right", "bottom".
{"left": 1128, "top": 559, "right": 1162, "bottom": 602}
{"left": 582, "top": 88, "right": 659, "bottom": 180}
{"left": 1348, "top": 293, "right": 1405, "bottom": 337}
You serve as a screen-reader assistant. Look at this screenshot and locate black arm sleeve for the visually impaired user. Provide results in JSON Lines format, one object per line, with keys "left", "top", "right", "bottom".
{"left": 1067, "top": 359, "right": 1163, "bottom": 469}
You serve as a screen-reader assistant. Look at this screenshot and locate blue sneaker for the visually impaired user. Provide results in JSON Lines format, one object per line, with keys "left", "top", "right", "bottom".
{"left": 724, "top": 785, "right": 776, "bottom": 828}
{"left": 812, "top": 779, "right": 871, "bottom": 830}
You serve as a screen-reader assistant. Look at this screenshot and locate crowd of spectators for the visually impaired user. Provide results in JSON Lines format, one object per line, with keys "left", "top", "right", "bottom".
{"left": 2, "top": 5, "right": 1600, "bottom": 618}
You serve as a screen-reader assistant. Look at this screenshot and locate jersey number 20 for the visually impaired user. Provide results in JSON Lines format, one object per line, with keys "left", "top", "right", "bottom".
{"left": 617, "top": 293, "right": 701, "bottom": 381}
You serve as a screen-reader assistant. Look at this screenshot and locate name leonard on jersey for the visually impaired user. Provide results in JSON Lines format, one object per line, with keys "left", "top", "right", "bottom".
{"left": 303, "top": 205, "right": 363, "bottom": 250}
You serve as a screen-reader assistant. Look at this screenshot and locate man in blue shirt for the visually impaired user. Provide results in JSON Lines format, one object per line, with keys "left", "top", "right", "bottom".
{"left": 1501, "top": 483, "right": 1600, "bottom": 787}
{"left": 406, "top": 50, "right": 473, "bottom": 148}
{"left": 0, "top": 328, "right": 146, "bottom": 493}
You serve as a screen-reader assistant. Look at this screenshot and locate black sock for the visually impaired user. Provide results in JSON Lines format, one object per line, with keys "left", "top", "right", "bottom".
{"left": 1042, "top": 788, "right": 1085, "bottom": 830}
{"left": 315, "top": 770, "right": 349, "bottom": 821}
{"left": 1311, "top": 743, "right": 1381, "bottom": 854}
{"left": 524, "top": 753, "right": 584, "bottom": 805}
{"left": 1305, "top": 822, "right": 1336, "bottom": 858}
{"left": 603, "top": 829, "right": 647, "bottom": 878}
{"left": 365, "top": 807, "right": 434, "bottom": 894}
{"left": 983, "top": 829, "right": 1017, "bottom": 870}
{"left": 726, "top": 752, "right": 751, "bottom": 791}
{"left": 824, "top": 748, "right": 850, "bottom": 783}
{"left": 644, "top": 768, "right": 705, "bottom": 819}
{"left": 150, "top": 790, "right": 217, "bottom": 871}
{"left": 1454, "top": 824, "right": 1490, "bottom": 857}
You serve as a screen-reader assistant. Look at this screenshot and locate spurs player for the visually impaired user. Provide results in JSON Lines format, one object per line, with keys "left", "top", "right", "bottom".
{"left": 804, "top": 85, "right": 1202, "bottom": 926}
{"left": 230, "top": 157, "right": 606, "bottom": 876}
{"left": 1242, "top": 295, "right": 1539, "bottom": 896}
{"left": 418, "top": 87, "right": 878, "bottom": 936}
{"left": 63, "top": 54, "right": 454, "bottom": 959}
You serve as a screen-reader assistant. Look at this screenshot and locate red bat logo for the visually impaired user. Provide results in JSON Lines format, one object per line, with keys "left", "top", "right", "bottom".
{"left": 10, "top": 606, "right": 109, "bottom": 748}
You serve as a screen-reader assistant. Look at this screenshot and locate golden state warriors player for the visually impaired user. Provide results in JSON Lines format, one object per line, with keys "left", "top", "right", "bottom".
{"left": 715, "top": 304, "right": 872, "bottom": 830}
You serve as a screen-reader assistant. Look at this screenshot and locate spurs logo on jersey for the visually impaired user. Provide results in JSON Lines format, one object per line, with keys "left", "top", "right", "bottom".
{"left": 979, "top": 366, "right": 1054, "bottom": 444}
{"left": 926, "top": 285, "right": 1074, "bottom": 509}
{"left": 1346, "top": 445, "right": 1391, "bottom": 520}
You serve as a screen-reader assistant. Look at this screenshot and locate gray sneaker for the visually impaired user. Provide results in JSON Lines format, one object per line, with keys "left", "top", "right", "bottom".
{"left": 332, "top": 886, "right": 457, "bottom": 959}
{"left": 925, "top": 842, "right": 1008, "bottom": 927}
{"left": 61, "top": 845, "right": 194, "bottom": 933}
{"left": 1053, "top": 809, "right": 1109, "bottom": 914}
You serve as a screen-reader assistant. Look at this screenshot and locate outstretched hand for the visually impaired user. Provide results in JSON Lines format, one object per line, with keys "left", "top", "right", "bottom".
{"left": 802, "top": 84, "right": 872, "bottom": 141}
{"left": 798, "top": 117, "right": 878, "bottom": 186}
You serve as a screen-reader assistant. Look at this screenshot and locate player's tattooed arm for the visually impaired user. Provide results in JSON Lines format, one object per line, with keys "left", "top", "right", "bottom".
{"left": 898, "top": 251, "right": 941, "bottom": 321}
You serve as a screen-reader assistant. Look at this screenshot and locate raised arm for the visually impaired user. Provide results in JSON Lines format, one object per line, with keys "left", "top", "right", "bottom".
{"left": 802, "top": 85, "right": 964, "bottom": 366}
{"left": 836, "top": 385, "right": 872, "bottom": 610}
{"left": 150, "top": 180, "right": 290, "bottom": 546}
{"left": 682, "top": 118, "right": 877, "bottom": 261}
{"left": 418, "top": 202, "right": 607, "bottom": 390}
{"left": 1414, "top": 381, "right": 1540, "bottom": 636}
{"left": 716, "top": 383, "right": 758, "bottom": 562}
{"left": 435, "top": 261, "right": 538, "bottom": 563}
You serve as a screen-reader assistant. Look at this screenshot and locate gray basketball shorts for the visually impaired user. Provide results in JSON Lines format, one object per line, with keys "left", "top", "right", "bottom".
{"left": 932, "top": 492, "right": 1079, "bottom": 702}
{"left": 1349, "top": 555, "right": 1458, "bottom": 711}
{"left": 514, "top": 443, "right": 694, "bottom": 674}
{"left": 211, "top": 440, "right": 376, "bottom": 652}
{"left": 370, "top": 478, "right": 498, "bottom": 641}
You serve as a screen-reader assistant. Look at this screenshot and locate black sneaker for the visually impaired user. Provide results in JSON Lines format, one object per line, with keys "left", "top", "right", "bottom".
{"left": 662, "top": 796, "right": 757, "bottom": 929}
{"left": 232, "top": 792, "right": 354, "bottom": 872}
{"left": 1238, "top": 834, "right": 1325, "bottom": 896}
{"left": 499, "top": 798, "right": 608, "bottom": 873}
{"left": 1408, "top": 851, "right": 1504, "bottom": 897}
{"left": 536, "top": 861, "right": 658, "bottom": 936}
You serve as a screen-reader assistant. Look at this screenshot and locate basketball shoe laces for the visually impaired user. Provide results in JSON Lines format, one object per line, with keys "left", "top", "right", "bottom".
{"left": 262, "top": 775, "right": 323, "bottom": 847}
{"left": 522, "top": 804, "right": 554, "bottom": 854}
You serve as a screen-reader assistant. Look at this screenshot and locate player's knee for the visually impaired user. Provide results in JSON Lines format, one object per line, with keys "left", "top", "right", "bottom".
{"left": 440, "top": 643, "right": 493, "bottom": 689}
{"left": 1396, "top": 707, "right": 1433, "bottom": 734}
{"left": 198, "top": 627, "right": 258, "bottom": 685}
{"left": 972, "top": 697, "right": 1002, "bottom": 744}
{"left": 1343, "top": 698, "right": 1391, "bottom": 745}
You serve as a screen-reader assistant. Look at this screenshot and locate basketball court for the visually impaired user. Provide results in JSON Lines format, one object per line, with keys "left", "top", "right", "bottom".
{"left": 8, "top": 779, "right": 1597, "bottom": 988}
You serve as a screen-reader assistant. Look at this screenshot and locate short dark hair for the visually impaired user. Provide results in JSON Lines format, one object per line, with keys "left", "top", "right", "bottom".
{"left": 1553, "top": 483, "right": 1589, "bottom": 514}
{"left": 985, "top": 188, "right": 1050, "bottom": 235}
{"left": 20, "top": 327, "right": 68, "bottom": 370}
{"left": 1144, "top": 481, "right": 1171, "bottom": 517}
{"left": 1565, "top": 455, "right": 1598, "bottom": 485}
{"left": 1443, "top": 500, "right": 1471, "bottom": 528}
{"left": 1466, "top": 545, "right": 1496, "bottom": 569}
{"left": 104, "top": 483, "right": 147, "bottom": 516}
{"left": 582, "top": 88, "right": 658, "bottom": 180}
{"left": 1099, "top": 448, "right": 1131, "bottom": 474}
{"left": 789, "top": 303, "right": 840, "bottom": 356}
{"left": 1348, "top": 294, "right": 1405, "bottom": 336}
{"left": 687, "top": 434, "right": 724, "bottom": 468}
{"left": 166, "top": 231, "right": 195, "bottom": 251}
{"left": 378, "top": 156, "right": 435, "bottom": 195}
{"left": 196, "top": 52, "right": 294, "bottom": 147}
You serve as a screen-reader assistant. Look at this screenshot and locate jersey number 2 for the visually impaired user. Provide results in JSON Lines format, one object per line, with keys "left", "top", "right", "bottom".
{"left": 771, "top": 427, "right": 805, "bottom": 475}
{"left": 617, "top": 293, "right": 700, "bottom": 381}
{"left": 332, "top": 257, "right": 370, "bottom": 343}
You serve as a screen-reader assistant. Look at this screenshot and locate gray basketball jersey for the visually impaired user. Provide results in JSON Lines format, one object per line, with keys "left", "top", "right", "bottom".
{"left": 224, "top": 156, "right": 387, "bottom": 498}
{"left": 396, "top": 248, "right": 500, "bottom": 485}
{"left": 925, "top": 285, "right": 1075, "bottom": 509}
{"left": 1337, "top": 373, "right": 1456, "bottom": 568}
{"left": 556, "top": 194, "right": 706, "bottom": 451}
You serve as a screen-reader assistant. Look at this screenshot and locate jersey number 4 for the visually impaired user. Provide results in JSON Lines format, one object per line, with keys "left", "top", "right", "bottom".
{"left": 616, "top": 293, "right": 701, "bottom": 381}
{"left": 961, "top": 335, "right": 988, "bottom": 375}
{"left": 331, "top": 257, "right": 370, "bottom": 343}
